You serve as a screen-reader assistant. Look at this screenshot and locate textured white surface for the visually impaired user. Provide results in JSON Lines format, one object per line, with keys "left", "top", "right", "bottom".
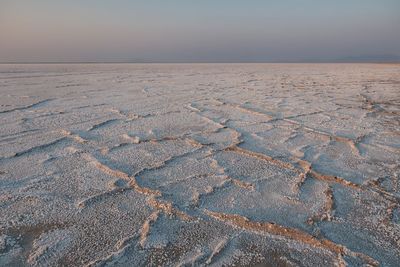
{"left": 0, "top": 64, "right": 399, "bottom": 266}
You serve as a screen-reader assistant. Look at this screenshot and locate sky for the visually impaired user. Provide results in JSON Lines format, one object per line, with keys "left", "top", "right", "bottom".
{"left": 1, "top": 0, "right": 400, "bottom": 63}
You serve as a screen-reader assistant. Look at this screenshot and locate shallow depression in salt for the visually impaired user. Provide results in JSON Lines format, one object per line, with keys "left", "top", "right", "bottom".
{"left": 0, "top": 64, "right": 399, "bottom": 266}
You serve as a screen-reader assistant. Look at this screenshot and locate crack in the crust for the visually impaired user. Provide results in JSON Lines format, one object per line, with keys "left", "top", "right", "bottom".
{"left": 203, "top": 210, "right": 378, "bottom": 266}
{"left": 307, "top": 186, "right": 335, "bottom": 225}
{"left": 298, "top": 160, "right": 400, "bottom": 207}
{"left": 108, "top": 108, "right": 140, "bottom": 121}
{"left": 107, "top": 126, "right": 233, "bottom": 154}
{"left": 365, "top": 180, "right": 400, "bottom": 204}
{"left": 147, "top": 198, "right": 191, "bottom": 221}
{"left": 292, "top": 160, "right": 312, "bottom": 194}
{"left": 206, "top": 99, "right": 363, "bottom": 158}
{"left": 269, "top": 110, "right": 328, "bottom": 122}
{"left": 184, "top": 103, "right": 202, "bottom": 113}
{"left": 87, "top": 119, "right": 120, "bottom": 131}
{"left": 81, "top": 148, "right": 197, "bottom": 220}
{"left": 111, "top": 107, "right": 185, "bottom": 122}
{"left": 0, "top": 98, "right": 54, "bottom": 114}
{"left": 209, "top": 156, "right": 255, "bottom": 191}
{"left": 225, "top": 144, "right": 362, "bottom": 190}
{"left": 132, "top": 140, "right": 205, "bottom": 180}
{"left": 121, "top": 134, "right": 140, "bottom": 144}
{"left": 2, "top": 223, "right": 71, "bottom": 266}
{"left": 298, "top": 160, "right": 400, "bottom": 205}
{"left": 205, "top": 101, "right": 358, "bottom": 156}
{"left": 77, "top": 187, "right": 132, "bottom": 208}
{"left": 190, "top": 178, "right": 231, "bottom": 207}
{"left": 222, "top": 144, "right": 400, "bottom": 206}
{"left": 229, "top": 177, "right": 255, "bottom": 190}
{"left": 185, "top": 104, "right": 366, "bottom": 192}
{"left": 178, "top": 108, "right": 399, "bottom": 206}
{"left": 384, "top": 202, "right": 399, "bottom": 224}
{"left": 139, "top": 211, "right": 160, "bottom": 248}
{"left": 187, "top": 108, "right": 372, "bottom": 193}
{"left": 190, "top": 174, "right": 256, "bottom": 209}
{"left": 218, "top": 100, "right": 275, "bottom": 120}
{"left": 0, "top": 129, "right": 41, "bottom": 141}
{"left": 35, "top": 96, "right": 393, "bottom": 265}
{"left": 82, "top": 153, "right": 161, "bottom": 197}
{"left": 60, "top": 129, "right": 87, "bottom": 144}
{"left": 6, "top": 137, "right": 68, "bottom": 159}
{"left": 189, "top": 109, "right": 228, "bottom": 130}
{"left": 283, "top": 119, "right": 363, "bottom": 157}
{"left": 107, "top": 135, "right": 191, "bottom": 154}
{"left": 360, "top": 93, "right": 383, "bottom": 114}
{"left": 225, "top": 145, "right": 296, "bottom": 171}
{"left": 331, "top": 135, "right": 362, "bottom": 157}
{"left": 307, "top": 165, "right": 361, "bottom": 190}
{"left": 85, "top": 210, "right": 167, "bottom": 266}
{"left": 205, "top": 237, "right": 230, "bottom": 265}
{"left": 85, "top": 233, "right": 139, "bottom": 267}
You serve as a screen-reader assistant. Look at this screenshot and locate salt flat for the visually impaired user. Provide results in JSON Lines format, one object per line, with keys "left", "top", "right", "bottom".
{"left": 0, "top": 64, "right": 399, "bottom": 266}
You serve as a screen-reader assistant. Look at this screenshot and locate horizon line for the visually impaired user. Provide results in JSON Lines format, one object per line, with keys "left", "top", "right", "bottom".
{"left": 1, "top": 61, "right": 400, "bottom": 65}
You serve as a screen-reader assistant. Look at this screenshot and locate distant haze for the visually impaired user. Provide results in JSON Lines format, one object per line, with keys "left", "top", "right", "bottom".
{"left": 1, "top": 0, "right": 400, "bottom": 63}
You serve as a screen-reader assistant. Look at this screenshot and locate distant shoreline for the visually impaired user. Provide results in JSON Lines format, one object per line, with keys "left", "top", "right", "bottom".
{"left": 1, "top": 61, "right": 400, "bottom": 65}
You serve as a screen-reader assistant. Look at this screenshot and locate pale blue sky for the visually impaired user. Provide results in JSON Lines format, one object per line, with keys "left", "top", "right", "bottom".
{"left": 1, "top": 0, "right": 399, "bottom": 62}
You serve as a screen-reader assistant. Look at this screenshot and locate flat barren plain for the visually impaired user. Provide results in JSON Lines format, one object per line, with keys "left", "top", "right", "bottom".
{"left": 0, "top": 64, "right": 399, "bottom": 266}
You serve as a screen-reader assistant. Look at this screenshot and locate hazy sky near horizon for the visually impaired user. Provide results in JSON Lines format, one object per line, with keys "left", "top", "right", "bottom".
{"left": 1, "top": 0, "right": 400, "bottom": 62}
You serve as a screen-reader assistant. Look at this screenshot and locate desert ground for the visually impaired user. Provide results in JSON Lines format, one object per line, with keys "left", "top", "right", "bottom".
{"left": 0, "top": 63, "right": 399, "bottom": 266}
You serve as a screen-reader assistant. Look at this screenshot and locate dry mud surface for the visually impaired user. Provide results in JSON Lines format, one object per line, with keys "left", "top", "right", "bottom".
{"left": 0, "top": 64, "right": 399, "bottom": 266}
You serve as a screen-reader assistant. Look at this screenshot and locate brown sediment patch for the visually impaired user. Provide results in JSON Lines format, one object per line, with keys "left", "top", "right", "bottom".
{"left": 2, "top": 223, "right": 68, "bottom": 266}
